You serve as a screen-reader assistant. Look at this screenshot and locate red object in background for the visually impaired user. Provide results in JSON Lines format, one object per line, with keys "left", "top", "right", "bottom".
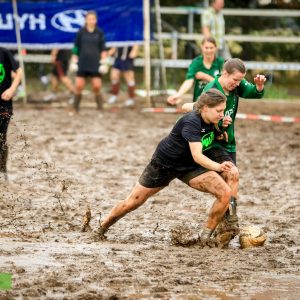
{"left": 21, "top": 49, "right": 27, "bottom": 55}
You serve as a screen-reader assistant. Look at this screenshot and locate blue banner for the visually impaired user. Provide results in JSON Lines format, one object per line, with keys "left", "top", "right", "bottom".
{"left": 0, "top": 0, "right": 144, "bottom": 49}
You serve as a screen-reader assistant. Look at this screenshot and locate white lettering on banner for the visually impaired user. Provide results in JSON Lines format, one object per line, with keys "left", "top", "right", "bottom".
{"left": 0, "top": 13, "right": 46, "bottom": 30}
{"left": 0, "top": 14, "right": 14, "bottom": 30}
{"left": 29, "top": 14, "right": 46, "bottom": 30}
{"left": 51, "top": 10, "right": 86, "bottom": 33}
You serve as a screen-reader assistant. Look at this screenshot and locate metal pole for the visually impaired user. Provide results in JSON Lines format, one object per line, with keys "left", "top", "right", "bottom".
{"left": 154, "top": 0, "right": 167, "bottom": 91}
{"left": 12, "top": 0, "right": 27, "bottom": 104}
{"left": 143, "top": 0, "right": 151, "bottom": 106}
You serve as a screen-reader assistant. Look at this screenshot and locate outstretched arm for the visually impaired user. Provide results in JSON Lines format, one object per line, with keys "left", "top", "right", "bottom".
{"left": 167, "top": 79, "right": 194, "bottom": 105}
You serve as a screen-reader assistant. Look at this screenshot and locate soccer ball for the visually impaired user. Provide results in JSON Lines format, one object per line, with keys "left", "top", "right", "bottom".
{"left": 239, "top": 225, "right": 267, "bottom": 249}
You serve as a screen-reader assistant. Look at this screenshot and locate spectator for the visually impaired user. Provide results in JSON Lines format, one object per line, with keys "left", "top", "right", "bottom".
{"left": 107, "top": 45, "right": 139, "bottom": 107}
{"left": 167, "top": 37, "right": 223, "bottom": 105}
{"left": 70, "top": 11, "right": 107, "bottom": 112}
{"left": 201, "top": 0, "right": 230, "bottom": 59}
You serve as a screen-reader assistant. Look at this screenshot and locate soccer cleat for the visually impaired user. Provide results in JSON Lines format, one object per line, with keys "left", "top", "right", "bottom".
{"left": 124, "top": 98, "right": 135, "bottom": 107}
{"left": 107, "top": 95, "right": 117, "bottom": 104}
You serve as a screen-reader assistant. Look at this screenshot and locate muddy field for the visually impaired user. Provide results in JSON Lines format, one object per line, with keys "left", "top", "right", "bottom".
{"left": 0, "top": 98, "right": 300, "bottom": 299}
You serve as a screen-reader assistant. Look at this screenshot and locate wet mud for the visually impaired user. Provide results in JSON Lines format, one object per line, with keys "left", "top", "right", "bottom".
{"left": 0, "top": 99, "right": 300, "bottom": 299}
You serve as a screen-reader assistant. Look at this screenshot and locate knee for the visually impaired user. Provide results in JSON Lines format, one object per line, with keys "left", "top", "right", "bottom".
{"left": 225, "top": 165, "right": 239, "bottom": 183}
{"left": 220, "top": 185, "right": 232, "bottom": 204}
{"left": 230, "top": 166, "right": 239, "bottom": 182}
{"left": 92, "top": 84, "right": 101, "bottom": 93}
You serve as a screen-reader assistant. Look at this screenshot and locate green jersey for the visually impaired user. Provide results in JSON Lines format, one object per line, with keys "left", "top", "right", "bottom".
{"left": 185, "top": 55, "right": 224, "bottom": 101}
{"left": 203, "top": 75, "right": 264, "bottom": 152}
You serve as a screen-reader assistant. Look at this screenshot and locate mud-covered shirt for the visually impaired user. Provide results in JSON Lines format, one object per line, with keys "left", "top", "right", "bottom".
{"left": 185, "top": 55, "right": 224, "bottom": 101}
{"left": 154, "top": 111, "right": 215, "bottom": 171}
{"left": 0, "top": 47, "right": 19, "bottom": 114}
{"left": 73, "top": 27, "right": 106, "bottom": 73}
{"left": 203, "top": 75, "right": 264, "bottom": 152}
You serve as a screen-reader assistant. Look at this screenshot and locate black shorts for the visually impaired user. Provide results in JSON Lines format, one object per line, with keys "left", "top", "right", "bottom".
{"left": 113, "top": 58, "right": 134, "bottom": 72}
{"left": 138, "top": 157, "right": 209, "bottom": 188}
{"left": 77, "top": 71, "right": 102, "bottom": 78}
{"left": 138, "top": 148, "right": 236, "bottom": 189}
{"left": 205, "top": 147, "right": 236, "bottom": 165}
{"left": 52, "top": 60, "right": 69, "bottom": 78}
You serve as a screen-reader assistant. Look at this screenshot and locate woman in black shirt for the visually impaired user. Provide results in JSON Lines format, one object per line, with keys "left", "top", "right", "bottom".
{"left": 95, "top": 89, "right": 235, "bottom": 242}
{"left": 71, "top": 11, "right": 107, "bottom": 112}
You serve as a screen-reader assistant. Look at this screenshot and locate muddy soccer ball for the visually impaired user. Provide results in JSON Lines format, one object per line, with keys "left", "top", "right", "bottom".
{"left": 239, "top": 225, "right": 267, "bottom": 249}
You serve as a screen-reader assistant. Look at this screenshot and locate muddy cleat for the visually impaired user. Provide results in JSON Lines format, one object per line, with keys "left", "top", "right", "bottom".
{"left": 124, "top": 98, "right": 135, "bottom": 107}
{"left": 213, "top": 197, "right": 240, "bottom": 247}
{"left": 92, "top": 226, "right": 107, "bottom": 241}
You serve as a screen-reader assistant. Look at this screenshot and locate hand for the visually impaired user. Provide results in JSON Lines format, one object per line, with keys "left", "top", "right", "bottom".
{"left": 219, "top": 161, "right": 234, "bottom": 172}
{"left": 69, "top": 62, "right": 78, "bottom": 73}
{"left": 222, "top": 116, "right": 232, "bottom": 128}
{"left": 99, "top": 64, "right": 109, "bottom": 74}
{"left": 167, "top": 94, "right": 181, "bottom": 106}
{"left": 1, "top": 88, "right": 14, "bottom": 101}
{"left": 216, "top": 131, "right": 228, "bottom": 142}
{"left": 254, "top": 74, "right": 266, "bottom": 92}
{"left": 195, "top": 71, "right": 205, "bottom": 80}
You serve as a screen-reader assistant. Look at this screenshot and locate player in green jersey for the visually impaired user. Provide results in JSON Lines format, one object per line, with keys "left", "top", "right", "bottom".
{"left": 167, "top": 37, "right": 224, "bottom": 105}
{"left": 182, "top": 58, "right": 266, "bottom": 242}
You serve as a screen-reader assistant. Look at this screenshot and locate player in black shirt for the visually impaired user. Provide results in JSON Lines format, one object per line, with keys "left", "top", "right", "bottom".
{"left": 0, "top": 47, "right": 22, "bottom": 180}
{"left": 95, "top": 89, "right": 235, "bottom": 241}
{"left": 71, "top": 11, "right": 107, "bottom": 112}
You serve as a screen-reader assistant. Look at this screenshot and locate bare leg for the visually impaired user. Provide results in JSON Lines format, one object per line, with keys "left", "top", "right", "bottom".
{"left": 73, "top": 76, "right": 85, "bottom": 112}
{"left": 189, "top": 171, "right": 231, "bottom": 234}
{"left": 91, "top": 77, "right": 103, "bottom": 110}
{"left": 221, "top": 165, "right": 239, "bottom": 199}
{"left": 61, "top": 76, "right": 76, "bottom": 94}
{"left": 100, "top": 183, "right": 163, "bottom": 232}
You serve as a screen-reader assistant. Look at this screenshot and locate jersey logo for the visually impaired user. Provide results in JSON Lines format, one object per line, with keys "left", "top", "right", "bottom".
{"left": 225, "top": 108, "right": 234, "bottom": 117}
{"left": 0, "top": 64, "right": 5, "bottom": 83}
{"left": 201, "top": 131, "right": 214, "bottom": 151}
{"left": 51, "top": 10, "right": 86, "bottom": 33}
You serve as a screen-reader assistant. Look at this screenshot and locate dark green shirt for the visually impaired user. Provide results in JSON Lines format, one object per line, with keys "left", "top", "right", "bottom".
{"left": 203, "top": 75, "right": 264, "bottom": 152}
{"left": 185, "top": 55, "right": 224, "bottom": 101}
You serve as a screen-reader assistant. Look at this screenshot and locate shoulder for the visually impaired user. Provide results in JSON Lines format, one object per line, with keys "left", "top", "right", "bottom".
{"left": 183, "top": 111, "right": 201, "bottom": 124}
{"left": 0, "top": 47, "right": 10, "bottom": 55}
{"left": 215, "top": 56, "right": 224, "bottom": 65}
{"left": 204, "top": 78, "right": 218, "bottom": 90}
{"left": 190, "top": 56, "right": 203, "bottom": 66}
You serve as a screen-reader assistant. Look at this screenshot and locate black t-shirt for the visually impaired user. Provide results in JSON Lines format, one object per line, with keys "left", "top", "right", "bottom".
{"left": 154, "top": 111, "right": 215, "bottom": 171}
{"left": 0, "top": 47, "right": 19, "bottom": 113}
{"left": 74, "top": 27, "right": 106, "bottom": 73}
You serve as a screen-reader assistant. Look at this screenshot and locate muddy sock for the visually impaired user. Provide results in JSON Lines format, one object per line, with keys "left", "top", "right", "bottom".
{"left": 200, "top": 227, "right": 213, "bottom": 239}
{"left": 111, "top": 81, "right": 120, "bottom": 95}
{"left": 0, "top": 144, "right": 8, "bottom": 174}
{"left": 95, "top": 94, "right": 104, "bottom": 110}
{"left": 74, "top": 94, "right": 82, "bottom": 112}
{"left": 127, "top": 81, "right": 135, "bottom": 99}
